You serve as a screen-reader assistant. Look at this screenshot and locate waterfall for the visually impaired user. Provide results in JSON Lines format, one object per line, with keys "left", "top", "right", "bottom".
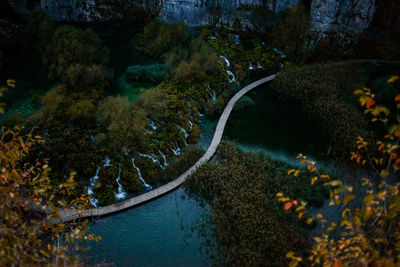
{"left": 211, "top": 91, "right": 217, "bottom": 103}
{"left": 159, "top": 149, "right": 168, "bottom": 167}
{"left": 227, "top": 70, "right": 237, "bottom": 83}
{"left": 249, "top": 63, "right": 255, "bottom": 70}
{"left": 103, "top": 156, "right": 111, "bottom": 167}
{"left": 257, "top": 63, "right": 263, "bottom": 69}
{"left": 188, "top": 120, "right": 193, "bottom": 132}
{"left": 179, "top": 125, "right": 189, "bottom": 139}
{"left": 273, "top": 48, "right": 287, "bottom": 58}
{"left": 137, "top": 152, "right": 162, "bottom": 168}
{"left": 220, "top": 55, "right": 230, "bottom": 67}
{"left": 131, "top": 156, "right": 152, "bottom": 190}
{"left": 114, "top": 167, "right": 127, "bottom": 200}
{"left": 147, "top": 119, "right": 157, "bottom": 131}
{"left": 171, "top": 144, "right": 181, "bottom": 156}
{"left": 87, "top": 166, "right": 100, "bottom": 207}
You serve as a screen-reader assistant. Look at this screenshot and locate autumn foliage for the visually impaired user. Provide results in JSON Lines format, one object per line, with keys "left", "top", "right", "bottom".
{"left": 280, "top": 75, "right": 400, "bottom": 266}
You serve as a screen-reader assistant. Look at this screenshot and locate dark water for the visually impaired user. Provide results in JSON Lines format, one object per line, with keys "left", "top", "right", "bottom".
{"left": 84, "top": 189, "right": 210, "bottom": 266}
{"left": 224, "top": 83, "right": 329, "bottom": 158}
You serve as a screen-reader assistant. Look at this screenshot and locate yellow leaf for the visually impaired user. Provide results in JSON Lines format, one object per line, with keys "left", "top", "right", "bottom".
{"left": 311, "top": 177, "right": 318, "bottom": 185}
{"left": 294, "top": 170, "right": 300, "bottom": 177}
{"left": 288, "top": 169, "right": 295, "bottom": 175}
{"left": 353, "top": 89, "right": 364, "bottom": 95}
{"left": 388, "top": 75, "right": 399, "bottom": 83}
{"left": 380, "top": 169, "right": 389, "bottom": 177}
{"left": 286, "top": 251, "right": 294, "bottom": 258}
{"left": 306, "top": 218, "right": 313, "bottom": 224}
{"left": 330, "top": 180, "right": 342, "bottom": 187}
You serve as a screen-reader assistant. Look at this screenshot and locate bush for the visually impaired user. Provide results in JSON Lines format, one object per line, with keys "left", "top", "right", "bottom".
{"left": 161, "top": 145, "right": 204, "bottom": 183}
{"left": 184, "top": 141, "right": 327, "bottom": 266}
{"left": 45, "top": 25, "right": 110, "bottom": 81}
{"left": 131, "top": 19, "right": 189, "bottom": 58}
{"left": 272, "top": 62, "right": 373, "bottom": 159}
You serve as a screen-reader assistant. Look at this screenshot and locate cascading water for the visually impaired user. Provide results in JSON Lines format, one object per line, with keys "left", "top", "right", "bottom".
{"left": 188, "top": 120, "right": 193, "bottom": 132}
{"left": 114, "top": 167, "right": 127, "bottom": 200}
{"left": 137, "top": 152, "right": 162, "bottom": 168}
{"left": 159, "top": 149, "right": 168, "bottom": 167}
{"left": 249, "top": 63, "right": 255, "bottom": 70}
{"left": 171, "top": 144, "right": 181, "bottom": 156}
{"left": 147, "top": 119, "right": 157, "bottom": 131}
{"left": 131, "top": 156, "right": 152, "bottom": 190}
{"left": 179, "top": 125, "right": 189, "bottom": 139}
{"left": 220, "top": 55, "right": 230, "bottom": 67}
{"left": 220, "top": 55, "right": 236, "bottom": 83}
{"left": 211, "top": 91, "right": 217, "bottom": 102}
{"left": 87, "top": 166, "right": 101, "bottom": 207}
{"left": 227, "top": 70, "right": 237, "bottom": 83}
{"left": 104, "top": 156, "right": 111, "bottom": 167}
{"left": 273, "top": 48, "right": 287, "bottom": 58}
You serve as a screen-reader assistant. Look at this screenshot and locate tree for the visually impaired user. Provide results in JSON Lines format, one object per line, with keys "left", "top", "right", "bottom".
{"left": 45, "top": 25, "right": 110, "bottom": 81}
{"left": 279, "top": 75, "right": 400, "bottom": 266}
{"left": 269, "top": 5, "right": 311, "bottom": 59}
{"left": 97, "top": 96, "right": 147, "bottom": 152}
{"left": 0, "top": 81, "right": 97, "bottom": 265}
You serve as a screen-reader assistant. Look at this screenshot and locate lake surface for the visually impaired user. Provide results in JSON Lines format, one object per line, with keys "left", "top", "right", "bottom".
{"left": 224, "top": 83, "right": 328, "bottom": 158}
{"left": 84, "top": 189, "right": 210, "bottom": 266}
{"left": 81, "top": 80, "right": 333, "bottom": 266}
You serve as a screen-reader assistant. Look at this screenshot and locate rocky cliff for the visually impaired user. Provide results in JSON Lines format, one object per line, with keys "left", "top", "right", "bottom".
{"left": 311, "top": 0, "right": 376, "bottom": 39}
{"left": 6, "top": 0, "right": 382, "bottom": 39}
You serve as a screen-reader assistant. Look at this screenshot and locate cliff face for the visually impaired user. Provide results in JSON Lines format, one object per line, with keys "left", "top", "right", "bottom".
{"left": 311, "top": 0, "right": 376, "bottom": 39}
{"left": 6, "top": 0, "right": 384, "bottom": 39}
{"left": 158, "top": 0, "right": 301, "bottom": 26}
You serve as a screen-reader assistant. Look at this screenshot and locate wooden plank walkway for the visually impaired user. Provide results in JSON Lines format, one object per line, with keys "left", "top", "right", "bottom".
{"left": 51, "top": 74, "right": 276, "bottom": 223}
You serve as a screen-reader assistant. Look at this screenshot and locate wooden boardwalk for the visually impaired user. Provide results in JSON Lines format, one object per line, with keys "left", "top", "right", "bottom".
{"left": 52, "top": 74, "right": 276, "bottom": 223}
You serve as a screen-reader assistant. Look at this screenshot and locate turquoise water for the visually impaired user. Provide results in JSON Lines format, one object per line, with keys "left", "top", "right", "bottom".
{"left": 224, "top": 83, "right": 329, "bottom": 158}
{"left": 84, "top": 189, "right": 211, "bottom": 266}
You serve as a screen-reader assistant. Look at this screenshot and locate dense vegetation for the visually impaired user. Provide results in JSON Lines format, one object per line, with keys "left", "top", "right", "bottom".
{"left": 185, "top": 141, "right": 328, "bottom": 266}
{"left": 272, "top": 62, "right": 374, "bottom": 159}
{"left": 1, "top": 1, "right": 399, "bottom": 265}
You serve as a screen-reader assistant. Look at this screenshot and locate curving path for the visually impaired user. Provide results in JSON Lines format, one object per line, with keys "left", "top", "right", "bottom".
{"left": 51, "top": 74, "right": 276, "bottom": 223}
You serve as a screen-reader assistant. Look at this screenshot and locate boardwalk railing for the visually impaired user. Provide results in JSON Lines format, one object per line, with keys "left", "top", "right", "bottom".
{"left": 51, "top": 74, "right": 276, "bottom": 223}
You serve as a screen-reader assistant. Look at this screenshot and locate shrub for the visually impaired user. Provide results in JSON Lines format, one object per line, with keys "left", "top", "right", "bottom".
{"left": 161, "top": 145, "right": 204, "bottom": 183}
{"left": 185, "top": 141, "right": 327, "bottom": 266}
{"left": 272, "top": 62, "right": 373, "bottom": 159}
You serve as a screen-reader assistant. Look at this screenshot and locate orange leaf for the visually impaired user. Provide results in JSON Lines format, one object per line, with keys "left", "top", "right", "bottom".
{"left": 395, "top": 94, "right": 400, "bottom": 102}
{"left": 284, "top": 202, "right": 293, "bottom": 210}
{"left": 333, "top": 259, "right": 342, "bottom": 267}
{"left": 366, "top": 98, "right": 376, "bottom": 108}
{"left": 47, "top": 244, "right": 51, "bottom": 250}
{"left": 316, "top": 213, "right": 323, "bottom": 218}
{"left": 356, "top": 156, "right": 362, "bottom": 164}
{"left": 292, "top": 200, "right": 298, "bottom": 206}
